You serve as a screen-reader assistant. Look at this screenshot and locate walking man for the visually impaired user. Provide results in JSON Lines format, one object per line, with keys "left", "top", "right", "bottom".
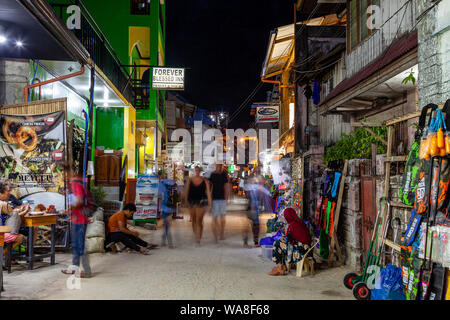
{"left": 158, "top": 172, "right": 174, "bottom": 248}
{"left": 209, "top": 163, "right": 231, "bottom": 242}
{"left": 61, "top": 168, "right": 93, "bottom": 278}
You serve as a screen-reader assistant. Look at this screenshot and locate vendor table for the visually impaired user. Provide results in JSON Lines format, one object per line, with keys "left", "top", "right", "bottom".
{"left": 21, "top": 214, "right": 57, "bottom": 270}
{"left": 0, "top": 225, "right": 11, "bottom": 296}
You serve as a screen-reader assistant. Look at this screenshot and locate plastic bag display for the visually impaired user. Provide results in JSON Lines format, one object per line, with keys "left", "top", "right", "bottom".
{"left": 85, "top": 221, "right": 105, "bottom": 239}
{"left": 371, "top": 264, "right": 406, "bottom": 300}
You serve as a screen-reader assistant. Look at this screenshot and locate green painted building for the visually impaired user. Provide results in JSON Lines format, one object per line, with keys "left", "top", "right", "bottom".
{"left": 50, "top": 0, "right": 167, "bottom": 173}
{"left": 81, "top": 0, "right": 166, "bottom": 124}
{"left": 80, "top": 0, "right": 166, "bottom": 172}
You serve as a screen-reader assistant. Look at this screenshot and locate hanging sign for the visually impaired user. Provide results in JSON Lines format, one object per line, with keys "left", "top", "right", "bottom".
{"left": 255, "top": 105, "right": 279, "bottom": 123}
{"left": 152, "top": 67, "right": 185, "bottom": 90}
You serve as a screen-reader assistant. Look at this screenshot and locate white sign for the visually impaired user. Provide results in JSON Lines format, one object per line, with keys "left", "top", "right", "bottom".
{"left": 134, "top": 205, "right": 158, "bottom": 219}
{"left": 255, "top": 105, "right": 279, "bottom": 123}
{"left": 152, "top": 67, "right": 185, "bottom": 90}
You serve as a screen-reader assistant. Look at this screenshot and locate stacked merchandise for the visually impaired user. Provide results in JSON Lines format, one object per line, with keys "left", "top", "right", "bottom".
{"left": 291, "top": 157, "right": 303, "bottom": 215}
{"left": 399, "top": 100, "right": 450, "bottom": 300}
{"left": 314, "top": 161, "right": 344, "bottom": 259}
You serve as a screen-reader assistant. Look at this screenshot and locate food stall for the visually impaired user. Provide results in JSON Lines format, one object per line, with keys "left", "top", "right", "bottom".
{"left": 0, "top": 98, "right": 72, "bottom": 259}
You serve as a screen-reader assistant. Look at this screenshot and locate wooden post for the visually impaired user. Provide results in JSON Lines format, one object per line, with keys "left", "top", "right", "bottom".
{"left": 328, "top": 159, "right": 348, "bottom": 267}
{"left": 67, "top": 120, "right": 74, "bottom": 171}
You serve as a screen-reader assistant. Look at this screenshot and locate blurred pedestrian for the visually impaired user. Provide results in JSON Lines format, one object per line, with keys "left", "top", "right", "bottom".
{"left": 61, "top": 167, "right": 93, "bottom": 278}
{"left": 209, "top": 163, "right": 231, "bottom": 242}
{"left": 158, "top": 172, "right": 175, "bottom": 248}
{"left": 184, "top": 166, "right": 212, "bottom": 245}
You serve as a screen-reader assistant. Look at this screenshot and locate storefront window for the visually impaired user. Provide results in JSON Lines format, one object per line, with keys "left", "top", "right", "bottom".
{"left": 131, "top": 0, "right": 150, "bottom": 15}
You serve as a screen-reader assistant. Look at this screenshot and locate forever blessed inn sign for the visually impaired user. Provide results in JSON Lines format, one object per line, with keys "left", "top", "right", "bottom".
{"left": 152, "top": 67, "right": 185, "bottom": 90}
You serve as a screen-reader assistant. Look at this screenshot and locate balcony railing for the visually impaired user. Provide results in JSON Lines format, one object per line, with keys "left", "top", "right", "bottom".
{"left": 50, "top": 0, "right": 133, "bottom": 104}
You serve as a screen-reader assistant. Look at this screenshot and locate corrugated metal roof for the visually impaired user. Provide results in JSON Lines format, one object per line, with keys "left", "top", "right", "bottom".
{"left": 319, "top": 30, "right": 418, "bottom": 109}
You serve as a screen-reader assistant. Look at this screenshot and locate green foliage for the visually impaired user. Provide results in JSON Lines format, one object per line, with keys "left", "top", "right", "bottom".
{"left": 324, "top": 126, "right": 388, "bottom": 163}
{"left": 90, "top": 185, "right": 107, "bottom": 208}
{"left": 402, "top": 69, "right": 416, "bottom": 85}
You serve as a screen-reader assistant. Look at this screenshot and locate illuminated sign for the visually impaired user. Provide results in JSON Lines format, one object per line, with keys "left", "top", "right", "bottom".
{"left": 255, "top": 105, "right": 279, "bottom": 123}
{"left": 152, "top": 67, "right": 185, "bottom": 90}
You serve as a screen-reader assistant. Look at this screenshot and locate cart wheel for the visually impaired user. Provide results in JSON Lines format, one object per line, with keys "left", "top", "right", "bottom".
{"left": 352, "top": 282, "right": 371, "bottom": 300}
{"left": 343, "top": 272, "right": 358, "bottom": 290}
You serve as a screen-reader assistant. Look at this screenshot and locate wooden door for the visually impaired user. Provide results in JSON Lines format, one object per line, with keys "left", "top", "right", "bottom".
{"left": 361, "top": 176, "right": 376, "bottom": 261}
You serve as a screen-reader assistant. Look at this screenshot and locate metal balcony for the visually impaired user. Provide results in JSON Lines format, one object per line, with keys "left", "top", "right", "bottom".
{"left": 50, "top": 0, "right": 133, "bottom": 104}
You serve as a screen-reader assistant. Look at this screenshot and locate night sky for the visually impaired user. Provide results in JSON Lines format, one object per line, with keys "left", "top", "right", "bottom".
{"left": 166, "top": 0, "right": 295, "bottom": 128}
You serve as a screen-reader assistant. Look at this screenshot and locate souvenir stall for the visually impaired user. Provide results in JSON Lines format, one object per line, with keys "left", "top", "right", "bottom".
{"left": 291, "top": 156, "right": 304, "bottom": 216}
{"left": 344, "top": 100, "right": 450, "bottom": 300}
{"left": 314, "top": 160, "right": 347, "bottom": 264}
{"left": 271, "top": 158, "right": 293, "bottom": 214}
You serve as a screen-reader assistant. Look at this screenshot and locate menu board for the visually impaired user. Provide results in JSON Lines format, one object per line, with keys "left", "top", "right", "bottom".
{"left": 134, "top": 174, "right": 159, "bottom": 220}
{"left": 0, "top": 111, "right": 68, "bottom": 247}
{"left": 0, "top": 111, "right": 66, "bottom": 208}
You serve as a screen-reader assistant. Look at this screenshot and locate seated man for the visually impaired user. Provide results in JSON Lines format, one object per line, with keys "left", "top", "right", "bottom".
{"left": 104, "top": 203, "right": 157, "bottom": 255}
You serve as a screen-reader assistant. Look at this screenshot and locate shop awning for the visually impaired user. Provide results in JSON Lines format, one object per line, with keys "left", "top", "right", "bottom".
{"left": 261, "top": 24, "right": 296, "bottom": 79}
{"left": 261, "top": 14, "right": 346, "bottom": 79}
{"left": 319, "top": 30, "right": 418, "bottom": 114}
{"left": 0, "top": 0, "right": 89, "bottom": 62}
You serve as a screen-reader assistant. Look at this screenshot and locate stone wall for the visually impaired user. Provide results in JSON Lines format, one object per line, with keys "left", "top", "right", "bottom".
{"left": 0, "top": 59, "right": 29, "bottom": 105}
{"left": 417, "top": 0, "right": 450, "bottom": 108}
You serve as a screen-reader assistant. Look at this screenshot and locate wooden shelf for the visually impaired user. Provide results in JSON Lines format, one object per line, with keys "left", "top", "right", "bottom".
{"left": 391, "top": 201, "right": 413, "bottom": 209}
{"left": 384, "top": 155, "right": 408, "bottom": 162}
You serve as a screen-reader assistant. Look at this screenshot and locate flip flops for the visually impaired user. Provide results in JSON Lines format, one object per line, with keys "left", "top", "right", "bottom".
{"left": 268, "top": 265, "right": 287, "bottom": 276}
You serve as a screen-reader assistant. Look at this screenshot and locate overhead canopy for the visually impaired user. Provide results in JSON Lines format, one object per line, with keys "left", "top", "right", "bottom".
{"left": 261, "top": 24, "right": 295, "bottom": 79}
{"left": 0, "top": 0, "right": 88, "bottom": 62}
{"left": 319, "top": 30, "right": 418, "bottom": 114}
{"left": 261, "top": 14, "right": 346, "bottom": 79}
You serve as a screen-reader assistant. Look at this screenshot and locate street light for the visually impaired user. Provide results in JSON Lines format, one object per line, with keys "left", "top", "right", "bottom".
{"left": 0, "top": 35, "right": 6, "bottom": 44}
{"left": 15, "top": 40, "right": 23, "bottom": 47}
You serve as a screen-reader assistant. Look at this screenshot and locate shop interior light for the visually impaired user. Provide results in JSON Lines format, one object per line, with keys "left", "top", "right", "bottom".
{"left": 0, "top": 35, "right": 6, "bottom": 43}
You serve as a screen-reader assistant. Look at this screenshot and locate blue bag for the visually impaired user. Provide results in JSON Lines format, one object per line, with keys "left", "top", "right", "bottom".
{"left": 259, "top": 231, "right": 283, "bottom": 246}
{"left": 371, "top": 264, "right": 406, "bottom": 300}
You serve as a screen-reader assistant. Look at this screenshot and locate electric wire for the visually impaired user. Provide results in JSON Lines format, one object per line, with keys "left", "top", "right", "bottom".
{"left": 228, "top": 82, "right": 264, "bottom": 124}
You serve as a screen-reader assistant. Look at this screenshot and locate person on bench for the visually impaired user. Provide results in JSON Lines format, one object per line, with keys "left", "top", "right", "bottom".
{"left": 105, "top": 203, "right": 157, "bottom": 255}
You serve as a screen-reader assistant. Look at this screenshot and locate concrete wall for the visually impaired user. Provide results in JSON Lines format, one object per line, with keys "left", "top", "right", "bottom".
{"left": 417, "top": 0, "right": 450, "bottom": 108}
{"left": 0, "top": 59, "right": 28, "bottom": 106}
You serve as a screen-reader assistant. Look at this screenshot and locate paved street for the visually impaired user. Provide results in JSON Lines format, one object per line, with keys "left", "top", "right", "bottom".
{"left": 2, "top": 198, "right": 353, "bottom": 300}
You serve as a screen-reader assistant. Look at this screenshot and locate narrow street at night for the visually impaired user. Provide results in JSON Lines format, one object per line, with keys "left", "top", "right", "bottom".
{"left": 2, "top": 198, "right": 352, "bottom": 300}
{"left": 1, "top": 0, "right": 450, "bottom": 313}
